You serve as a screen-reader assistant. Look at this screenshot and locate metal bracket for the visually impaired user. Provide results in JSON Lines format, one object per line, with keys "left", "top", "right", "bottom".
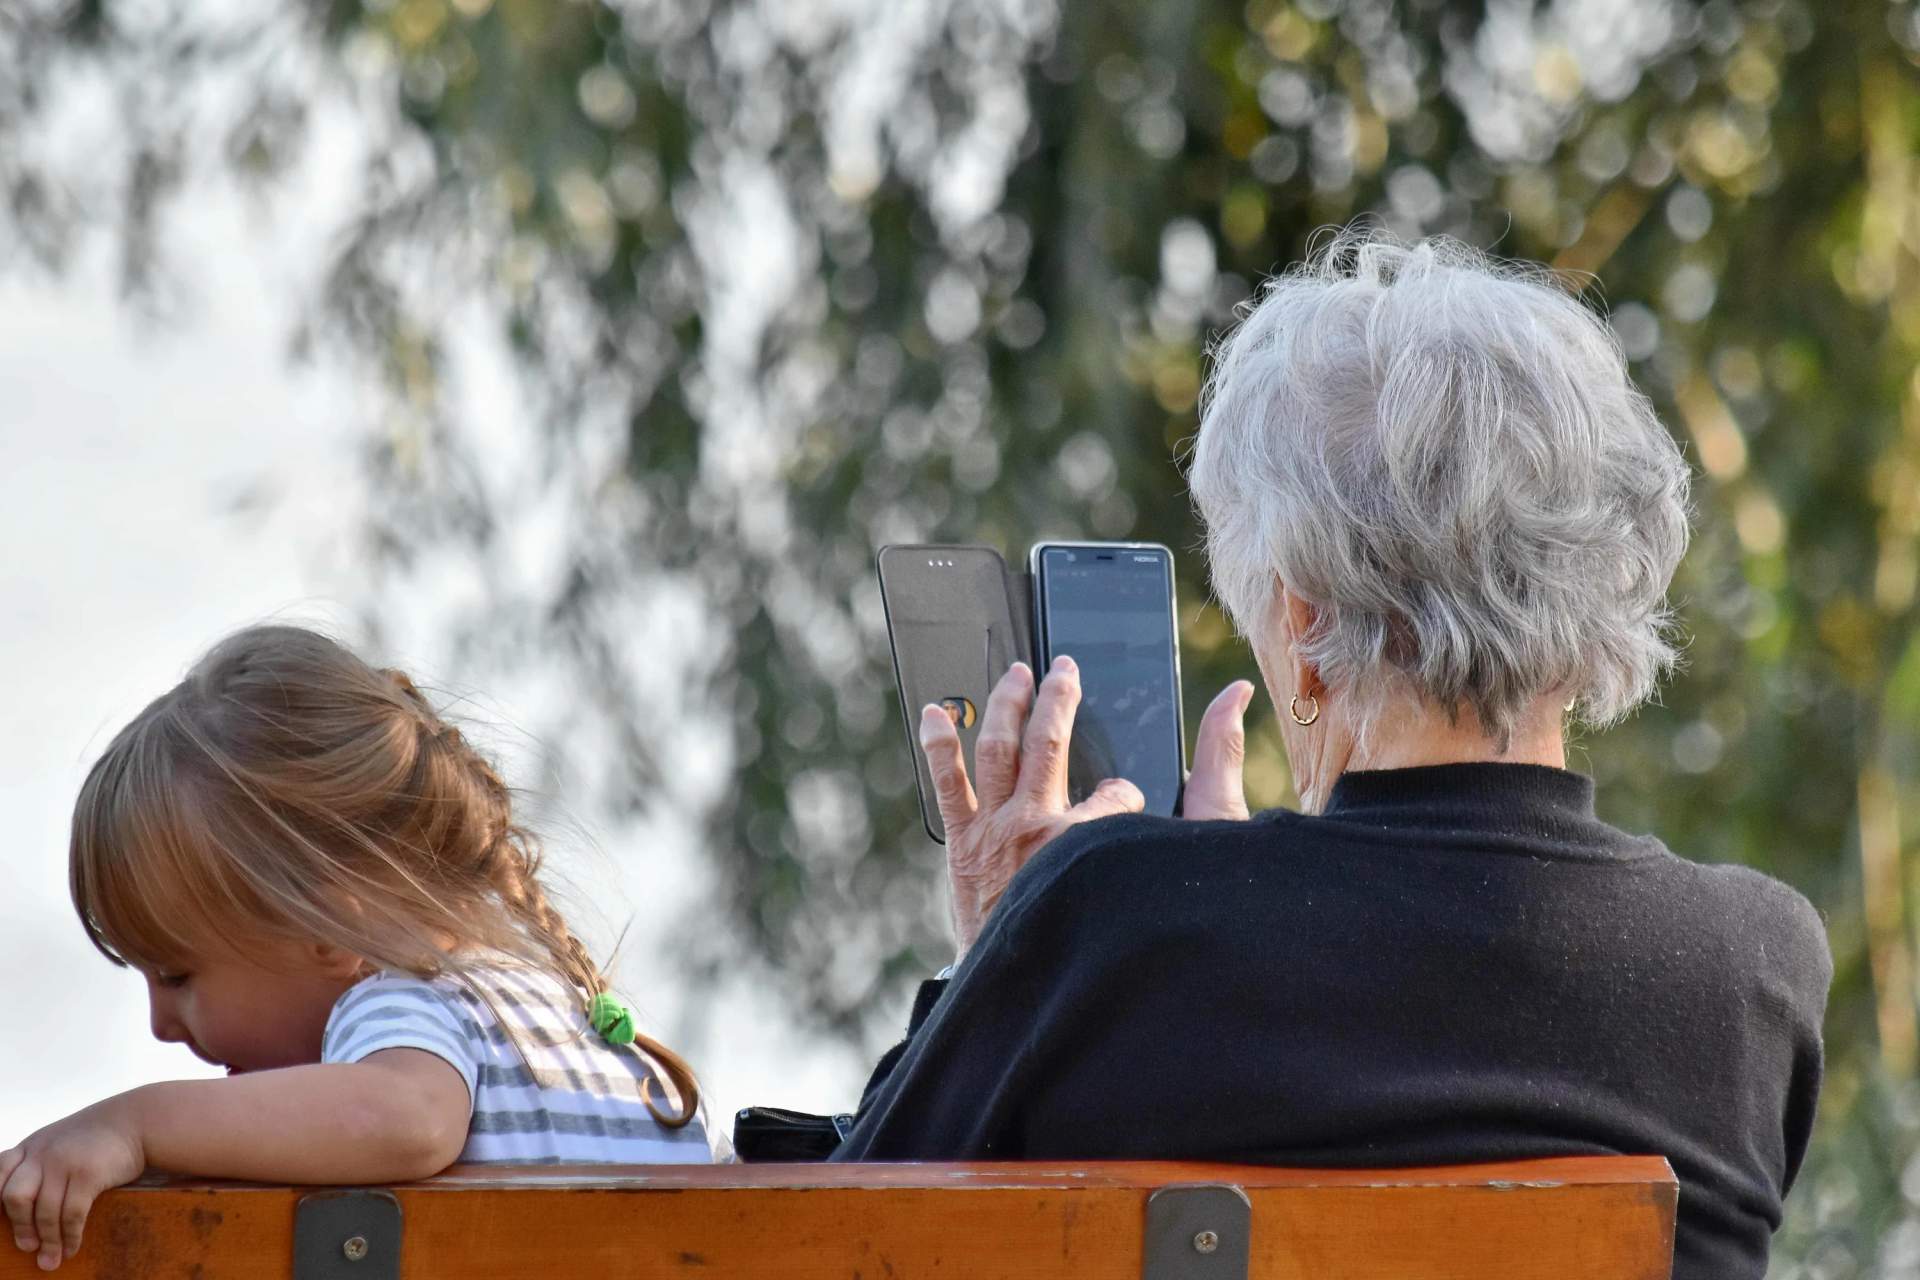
{"left": 1143, "top": 1184, "right": 1251, "bottom": 1280}
{"left": 293, "top": 1189, "right": 402, "bottom": 1280}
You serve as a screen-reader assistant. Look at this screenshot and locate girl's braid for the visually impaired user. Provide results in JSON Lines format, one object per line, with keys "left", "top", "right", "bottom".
{"left": 381, "top": 671, "right": 698, "bottom": 1127}
{"left": 384, "top": 670, "right": 607, "bottom": 997}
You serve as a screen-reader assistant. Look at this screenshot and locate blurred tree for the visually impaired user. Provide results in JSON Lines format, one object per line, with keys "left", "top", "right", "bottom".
{"left": 9, "top": 0, "right": 1920, "bottom": 1269}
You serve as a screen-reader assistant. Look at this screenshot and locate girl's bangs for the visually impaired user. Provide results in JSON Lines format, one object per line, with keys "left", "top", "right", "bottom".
{"left": 71, "top": 748, "right": 255, "bottom": 971}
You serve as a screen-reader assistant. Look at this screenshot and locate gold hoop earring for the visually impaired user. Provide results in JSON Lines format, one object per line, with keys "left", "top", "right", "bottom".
{"left": 1289, "top": 694, "right": 1321, "bottom": 726}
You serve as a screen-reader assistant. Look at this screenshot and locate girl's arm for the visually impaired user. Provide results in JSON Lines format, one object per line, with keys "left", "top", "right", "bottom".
{"left": 0, "top": 1048, "right": 469, "bottom": 1271}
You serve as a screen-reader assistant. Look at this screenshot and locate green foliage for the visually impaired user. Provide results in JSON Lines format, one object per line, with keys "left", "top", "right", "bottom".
{"left": 12, "top": 0, "right": 1920, "bottom": 1269}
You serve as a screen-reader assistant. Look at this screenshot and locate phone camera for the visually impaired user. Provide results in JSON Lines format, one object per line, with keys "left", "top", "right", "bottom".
{"left": 938, "top": 696, "right": 978, "bottom": 728}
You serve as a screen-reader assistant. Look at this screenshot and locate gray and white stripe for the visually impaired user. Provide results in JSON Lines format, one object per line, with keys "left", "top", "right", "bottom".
{"left": 323, "top": 964, "right": 714, "bottom": 1166}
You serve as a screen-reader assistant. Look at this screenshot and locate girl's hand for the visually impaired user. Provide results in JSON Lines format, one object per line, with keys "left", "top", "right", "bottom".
{"left": 0, "top": 1097, "right": 145, "bottom": 1271}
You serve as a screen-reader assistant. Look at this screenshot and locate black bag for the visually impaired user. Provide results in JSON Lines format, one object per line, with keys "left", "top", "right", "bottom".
{"left": 732, "top": 1107, "right": 856, "bottom": 1163}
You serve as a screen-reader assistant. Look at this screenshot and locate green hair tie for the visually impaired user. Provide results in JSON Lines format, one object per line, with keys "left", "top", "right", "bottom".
{"left": 587, "top": 992, "right": 636, "bottom": 1046}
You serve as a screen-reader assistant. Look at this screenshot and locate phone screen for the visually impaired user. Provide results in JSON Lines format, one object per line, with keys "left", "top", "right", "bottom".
{"left": 1035, "top": 544, "right": 1184, "bottom": 817}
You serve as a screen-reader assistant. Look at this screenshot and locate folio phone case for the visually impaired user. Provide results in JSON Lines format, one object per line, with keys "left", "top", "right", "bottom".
{"left": 876, "top": 545, "right": 1034, "bottom": 843}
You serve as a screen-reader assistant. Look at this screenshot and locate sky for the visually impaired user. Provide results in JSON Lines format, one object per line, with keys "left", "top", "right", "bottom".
{"left": 0, "top": 147, "right": 866, "bottom": 1150}
{"left": 0, "top": 210, "right": 352, "bottom": 1130}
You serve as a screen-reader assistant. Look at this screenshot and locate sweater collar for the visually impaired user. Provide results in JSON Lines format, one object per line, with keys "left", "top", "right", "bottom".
{"left": 1321, "top": 762, "right": 1604, "bottom": 844}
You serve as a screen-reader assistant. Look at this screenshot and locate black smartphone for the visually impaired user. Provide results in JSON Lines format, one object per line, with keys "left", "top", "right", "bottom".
{"left": 1029, "top": 542, "right": 1186, "bottom": 817}
{"left": 876, "top": 545, "right": 1033, "bottom": 843}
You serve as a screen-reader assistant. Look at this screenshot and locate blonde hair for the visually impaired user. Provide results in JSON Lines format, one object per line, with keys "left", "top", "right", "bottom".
{"left": 70, "top": 623, "right": 699, "bottom": 1128}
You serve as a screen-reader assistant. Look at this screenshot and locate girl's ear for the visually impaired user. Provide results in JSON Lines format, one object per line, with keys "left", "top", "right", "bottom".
{"left": 310, "top": 942, "right": 367, "bottom": 980}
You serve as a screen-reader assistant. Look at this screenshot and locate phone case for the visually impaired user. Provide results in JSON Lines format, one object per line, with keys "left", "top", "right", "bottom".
{"left": 876, "top": 545, "right": 1033, "bottom": 843}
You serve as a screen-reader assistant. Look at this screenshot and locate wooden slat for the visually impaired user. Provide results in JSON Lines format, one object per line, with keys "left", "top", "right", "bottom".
{"left": 0, "top": 1156, "right": 1676, "bottom": 1280}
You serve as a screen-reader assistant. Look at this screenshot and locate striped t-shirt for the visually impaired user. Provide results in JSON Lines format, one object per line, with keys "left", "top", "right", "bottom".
{"left": 322, "top": 963, "right": 715, "bottom": 1166}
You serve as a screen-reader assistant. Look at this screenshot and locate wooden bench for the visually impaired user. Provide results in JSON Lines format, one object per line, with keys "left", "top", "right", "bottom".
{"left": 0, "top": 1156, "right": 1677, "bottom": 1279}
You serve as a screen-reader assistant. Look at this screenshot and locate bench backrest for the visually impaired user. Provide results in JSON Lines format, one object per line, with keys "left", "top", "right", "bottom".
{"left": 1, "top": 1155, "right": 1677, "bottom": 1279}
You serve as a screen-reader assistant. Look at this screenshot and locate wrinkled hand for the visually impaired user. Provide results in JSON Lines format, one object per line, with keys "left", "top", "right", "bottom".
{"left": 921, "top": 664, "right": 1259, "bottom": 961}
{"left": 1182, "top": 680, "right": 1256, "bottom": 821}
{"left": 0, "top": 1098, "right": 145, "bottom": 1270}
{"left": 919, "top": 658, "right": 1145, "bottom": 961}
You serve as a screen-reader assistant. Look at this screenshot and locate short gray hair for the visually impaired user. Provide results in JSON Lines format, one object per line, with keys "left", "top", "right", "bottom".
{"left": 1188, "top": 231, "right": 1691, "bottom": 743}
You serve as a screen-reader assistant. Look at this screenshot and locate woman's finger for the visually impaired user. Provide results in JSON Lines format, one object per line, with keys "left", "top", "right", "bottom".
{"left": 1016, "top": 657, "right": 1081, "bottom": 806}
{"left": 1185, "top": 681, "right": 1255, "bottom": 821}
{"left": 1065, "top": 775, "right": 1145, "bottom": 824}
{"left": 971, "top": 663, "right": 1034, "bottom": 812}
{"left": 919, "top": 703, "right": 979, "bottom": 839}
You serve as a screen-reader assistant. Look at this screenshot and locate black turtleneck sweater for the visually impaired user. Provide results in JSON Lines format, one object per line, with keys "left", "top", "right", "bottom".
{"left": 834, "top": 764, "right": 1830, "bottom": 1280}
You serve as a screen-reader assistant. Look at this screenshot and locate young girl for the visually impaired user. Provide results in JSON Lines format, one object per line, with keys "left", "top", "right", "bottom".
{"left": 0, "top": 625, "right": 713, "bottom": 1271}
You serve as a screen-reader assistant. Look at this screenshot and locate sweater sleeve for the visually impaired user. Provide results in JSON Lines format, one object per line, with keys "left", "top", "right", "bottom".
{"left": 833, "top": 817, "right": 1138, "bottom": 1161}
{"left": 1773, "top": 887, "right": 1833, "bottom": 1197}
{"left": 854, "top": 979, "right": 951, "bottom": 1119}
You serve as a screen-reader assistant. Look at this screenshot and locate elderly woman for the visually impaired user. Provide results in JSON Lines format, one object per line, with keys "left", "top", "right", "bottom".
{"left": 833, "top": 235, "right": 1829, "bottom": 1280}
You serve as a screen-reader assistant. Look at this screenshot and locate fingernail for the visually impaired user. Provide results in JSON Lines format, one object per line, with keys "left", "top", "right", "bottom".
{"left": 1007, "top": 662, "right": 1032, "bottom": 682}
{"left": 1053, "top": 655, "right": 1076, "bottom": 675}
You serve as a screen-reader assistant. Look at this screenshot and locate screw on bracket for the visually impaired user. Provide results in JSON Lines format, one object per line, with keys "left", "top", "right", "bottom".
{"left": 1143, "top": 1185, "right": 1250, "bottom": 1279}
{"left": 293, "top": 1191, "right": 401, "bottom": 1280}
